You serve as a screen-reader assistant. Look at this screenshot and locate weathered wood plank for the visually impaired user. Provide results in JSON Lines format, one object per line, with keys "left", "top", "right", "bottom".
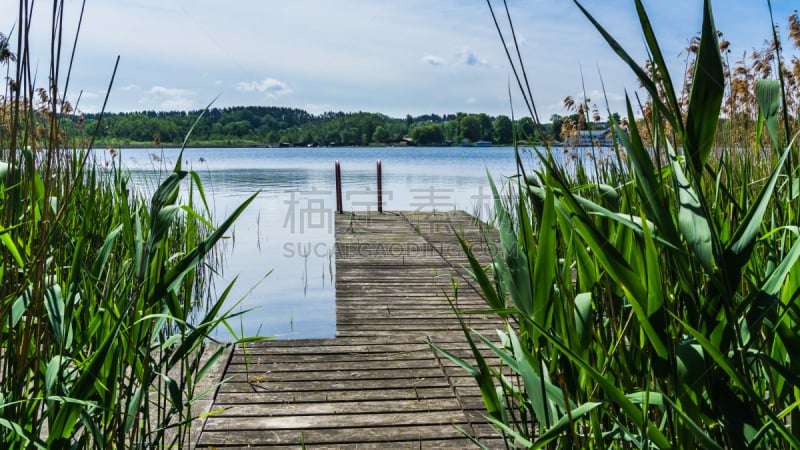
{"left": 213, "top": 386, "right": 458, "bottom": 404}
{"left": 209, "top": 398, "right": 463, "bottom": 417}
{"left": 204, "top": 410, "right": 470, "bottom": 431}
{"left": 198, "top": 425, "right": 471, "bottom": 446}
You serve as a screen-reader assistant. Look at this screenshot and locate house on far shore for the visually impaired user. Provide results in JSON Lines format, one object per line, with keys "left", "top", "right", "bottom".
{"left": 574, "top": 129, "right": 617, "bottom": 147}
{"left": 393, "top": 137, "right": 415, "bottom": 147}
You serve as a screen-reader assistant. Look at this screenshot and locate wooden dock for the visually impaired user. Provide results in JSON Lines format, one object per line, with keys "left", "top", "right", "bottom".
{"left": 197, "top": 211, "right": 505, "bottom": 449}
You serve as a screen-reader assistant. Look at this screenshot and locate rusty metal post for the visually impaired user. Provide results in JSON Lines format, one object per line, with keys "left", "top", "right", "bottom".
{"left": 335, "top": 160, "right": 343, "bottom": 213}
{"left": 377, "top": 159, "right": 383, "bottom": 214}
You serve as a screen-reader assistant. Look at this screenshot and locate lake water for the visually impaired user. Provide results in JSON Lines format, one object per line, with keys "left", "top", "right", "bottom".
{"left": 110, "top": 146, "right": 531, "bottom": 339}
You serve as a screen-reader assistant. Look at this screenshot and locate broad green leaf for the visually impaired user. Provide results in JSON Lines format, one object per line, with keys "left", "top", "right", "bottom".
{"left": 45, "top": 356, "right": 67, "bottom": 395}
{"left": 44, "top": 283, "right": 67, "bottom": 346}
{"left": 642, "top": 211, "right": 664, "bottom": 317}
{"left": 91, "top": 224, "right": 123, "bottom": 279}
{"left": 669, "top": 144, "right": 714, "bottom": 273}
{"left": 676, "top": 339, "right": 705, "bottom": 390}
{"left": 168, "top": 278, "right": 239, "bottom": 368}
{"left": 488, "top": 172, "right": 533, "bottom": 318}
{"left": 146, "top": 170, "right": 186, "bottom": 255}
{"left": 574, "top": 292, "right": 592, "bottom": 348}
{"left": 11, "top": 287, "right": 32, "bottom": 328}
{"left": 684, "top": 0, "right": 724, "bottom": 174}
{"left": 755, "top": 79, "right": 782, "bottom": 151}
{"left": 532, "top": 185, "right": 556, "bottom": 332}
{"left": 761, "top": 228, "right": 800, "bottom": 297}
{"left": 509, "top": 329, "right": 560, "bottom": 428}
{"left": 742, "top": 228, "right": 800, "bottom": 346}
{"left": 0, "top": 224, "right": 24, "bottom": 267}
{"left": 124, "top": 384, "right": 147, "bottom": 436}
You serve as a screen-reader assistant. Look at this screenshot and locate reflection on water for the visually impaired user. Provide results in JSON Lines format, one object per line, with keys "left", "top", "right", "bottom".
{"left": 109, "top": 146, "right": 523, "bottom": 338}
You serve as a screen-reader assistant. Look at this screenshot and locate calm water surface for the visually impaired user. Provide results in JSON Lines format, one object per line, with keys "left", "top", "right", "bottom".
{"left": 112, "top": 146, "right": 532, "bottom": 338}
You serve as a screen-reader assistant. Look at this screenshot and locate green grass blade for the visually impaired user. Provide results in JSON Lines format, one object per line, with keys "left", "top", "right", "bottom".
{"left": 526, "top": 317, "right": 672, "bottom": 448}
{"left": 532, "top": 401, "right": 603, "bottom": 449}
{"left": 618, "top": 95, "right": 681, "bottom": 247}
{"left": 631, "top": 0, "right": 684, "bottom": 131}
{"left": 545, "top": 167, "right": 668, "bottom": 358}
{"left": 162, "top": 192, "right": 258, "bottom": 297}
{"left": 455, "top": 229, "right": 504, "bottom": 310}
{"left": 662, "top": 395, "right": 724, "bottom": 450}
{"left": 430, "top": 303, "right": 504, "bottom": 422}
{"left": 0, "top": 418, "right": 48, "bottom": 449}
{"left": 726, "top": 145, "right": 790, "bottom": 275}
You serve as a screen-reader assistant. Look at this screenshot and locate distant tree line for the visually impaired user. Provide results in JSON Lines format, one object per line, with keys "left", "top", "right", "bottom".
{"left": 79, "top": 106, "right": 571, "bottom": 147}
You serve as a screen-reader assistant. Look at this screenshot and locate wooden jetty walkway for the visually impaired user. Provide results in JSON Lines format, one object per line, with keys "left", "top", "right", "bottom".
{"left": 197, "top": 211, "right": 505, "bottom": 449}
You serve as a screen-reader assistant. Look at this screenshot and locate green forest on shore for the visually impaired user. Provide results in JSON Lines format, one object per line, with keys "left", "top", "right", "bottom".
{"left": 79, "top": 106, "right": 580, "bottom": 148}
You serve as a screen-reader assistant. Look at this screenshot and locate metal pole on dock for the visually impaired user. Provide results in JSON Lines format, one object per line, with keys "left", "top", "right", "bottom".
{"left": 377, "top": 159, "right": 382, "bottom": 214}
{"left": 335, "top": 160, "right": 343, "bottom": 213}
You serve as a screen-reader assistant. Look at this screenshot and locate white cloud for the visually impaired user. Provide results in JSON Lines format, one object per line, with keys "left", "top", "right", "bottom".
{"left": 235, "top": 78, "right": 293, "bottom": 98}
{"left": 147, "top": 86, "right": 194, "bottom": 97}
{"left": 78, "top": 91, "right": 100, "bottom": 99}
{"left": 140, "top": 86, "right": 197, "bottom": 110}
{"left": 304, "top": 103, "right": 334, "bottom": 115}
{"left": 422, "top": 54, "right": 447, "bottom": 66}
{"left": 466, "top": 97, "right": 478, "bottom": 104}
{"left": 456, "top": 47, "right": 488, "bottom": 66}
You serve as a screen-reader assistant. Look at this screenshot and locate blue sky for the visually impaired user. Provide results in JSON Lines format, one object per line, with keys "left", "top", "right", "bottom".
{"left": 2, "top": 1, "right": 797, "bottom": 119}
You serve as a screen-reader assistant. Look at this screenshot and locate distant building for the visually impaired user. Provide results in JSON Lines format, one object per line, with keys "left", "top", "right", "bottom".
{"left": 576, "top": 129, "right": 615, "bottom": 147}
{"left": 394, "top": 137, "right": 414, "bottom": 147}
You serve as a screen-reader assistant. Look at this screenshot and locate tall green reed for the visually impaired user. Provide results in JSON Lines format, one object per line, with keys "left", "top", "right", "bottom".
{"left": 438, "top": 0, "right": 800, "bottom": 448}
{"left": 1, "top": 1, "right": 263, "bottom": 448}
